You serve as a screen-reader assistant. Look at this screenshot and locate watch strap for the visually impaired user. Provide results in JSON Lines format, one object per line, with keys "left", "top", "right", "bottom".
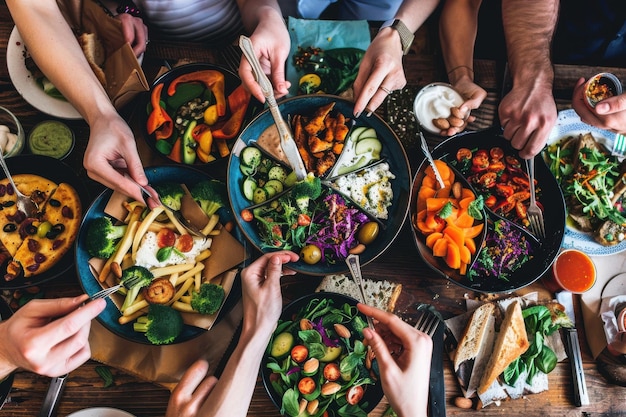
{"left": 379, "top": 19, "right": 414, "bottom": 55}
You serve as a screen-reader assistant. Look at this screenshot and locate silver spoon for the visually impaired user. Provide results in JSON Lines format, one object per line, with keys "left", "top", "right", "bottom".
{"left": 0, "top": 151, "right": 38, "bottom": 218}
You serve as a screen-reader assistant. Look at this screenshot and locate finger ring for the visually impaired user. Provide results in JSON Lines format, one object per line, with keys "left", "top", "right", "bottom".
{"left": 379, "top": 86, "right": 392, "bottom": 95}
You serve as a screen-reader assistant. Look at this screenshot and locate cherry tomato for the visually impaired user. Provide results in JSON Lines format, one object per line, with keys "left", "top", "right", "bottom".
{"left": 323, "top": 363, "right": 341, "bottom": 381}
{"left": 291, "top": 345, "right": 309, "bottom": 363}
{"left": 456, "top": 148, "right": 472, "bottom": 162}
{"left": 298, "top": 377, "right": 316, "bottom": 395}
{"left": 487, "top": 160, "right": 506, "bottom": 172}
{"left": 297, "top": 213, "right": 311, "bottom": 227}
{"left": 300, "top": 244, "right": 322, "bottom": 265}
{"left": 472, "top": 152, "right": 489, "bottom": 171}
{"left": 495, "top": 184, "right": 514, "bottom": 198}
{"left": 490, "top": 147, "right": 504, "bottom": 160}
{"left": 346, "top": 385, "right": 365, "bottom": 405}
{"left": 176, "top": 234, "right": 194, "bottom": 252}
{"left": 156, "top": 228, "right": 176, "bottom": 248}
{"left": 477, "top": 172, "right": 497, "bottom": 188}
{"left": 505, "top": 155, "right": 521, "bottom": 169}
{"left": 241, "top": 209, "right": 254, "bottom": 222}
{"left": 484, "top": 195, "right": 497, "bottom": 208}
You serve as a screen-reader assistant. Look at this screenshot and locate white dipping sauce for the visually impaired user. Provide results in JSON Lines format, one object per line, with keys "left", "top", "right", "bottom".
{"left": 0, "top": 125, "right": 18, "bottom": 155}
{"left": 413, "top": 83, "right": 463, "bottom": 134}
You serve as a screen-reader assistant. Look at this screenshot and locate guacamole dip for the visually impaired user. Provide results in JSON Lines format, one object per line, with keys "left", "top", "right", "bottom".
{"left": 28, "top": 120, "right": 73, "bottom": 159}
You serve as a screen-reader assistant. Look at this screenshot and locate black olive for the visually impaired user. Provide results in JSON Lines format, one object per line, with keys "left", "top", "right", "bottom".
{"left": 52, "top": 223, "right": 65, "bottom": 233}
{"left": 3, "top": 223, "right": 17, "bottom": 233}
{"left": 2, "top": 201, "right": 15, "bottom": 208}
{"left": 25, "top": 224, "right": 38, "bottom": 235}
{"left": 34, "top": 253, "right": 47, "bottom": 263}
{"left": 48, "top": 198, "right": 61, "bottom": 207}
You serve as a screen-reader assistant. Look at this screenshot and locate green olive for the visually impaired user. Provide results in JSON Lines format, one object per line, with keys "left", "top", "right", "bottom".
{"left": 37, "top": 221, "right": 53, "bottom": 238}
{"left": 358, "top": 222, "right": 379, "bottom": 245}
{"left": 300, "top": 244, "right": 322, "bottom": 265}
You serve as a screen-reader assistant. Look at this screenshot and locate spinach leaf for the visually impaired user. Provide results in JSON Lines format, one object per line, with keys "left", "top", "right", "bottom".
{"left": 281, "top": 388, "right": 301, "bottom": 417}
{"left": 536, "top": 345, "right": 558, "bottom": 374}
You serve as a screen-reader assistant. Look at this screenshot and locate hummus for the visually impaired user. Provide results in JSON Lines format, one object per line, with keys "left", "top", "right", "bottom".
{"left": 28, "top": 120, "right": 74, "bottom": 159}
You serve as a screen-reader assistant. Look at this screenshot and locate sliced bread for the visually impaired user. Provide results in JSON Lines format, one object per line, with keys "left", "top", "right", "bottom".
{"left": 454, "top": 302, "right": 496, "bottom": 372}
{"left": 78, "top": 32, "right": 107, "bottom": 87}
{"left": 477, "top": 300, "right": 529, "bottom": 395}
{"left": 316, "top": 274, "right": 402, "bottom": 312}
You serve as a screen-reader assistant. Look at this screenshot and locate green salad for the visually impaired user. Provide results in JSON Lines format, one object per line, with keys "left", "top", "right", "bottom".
{"left": 265, "top": 297, "right": 378, "bottom": 417}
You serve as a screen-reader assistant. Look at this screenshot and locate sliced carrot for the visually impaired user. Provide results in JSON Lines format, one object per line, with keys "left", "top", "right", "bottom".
{"left": 459, "top": 196, "right": 475, "bottom": 209}
{"left": 443, "top": 224, "right": 465, "bottom": 248}
{"left": 464, "top": 223, "right": 485, "bottom": 239}
{"left": 445, "top": 241, "right": 461, "bottom": 269}
{"left": 426, "top": 198, "right": 452, "bottom": 212}
{"left": 464, "top": 237, "right": 477, "bottom": 254}
{"left": 460, "top": 245, "right": 472, "bottom": 264}
{"left": 421, "top": 175, "right": 437, "bottom": 190}
{"left": 454, "top": 211, "right": 475, "bottom": 228}
{"left": 425, "top": 232, "right": 443, "bottom": 248}
{"left": 432, "top": 238, "right": 448, "bottom": 257}
{"left": 425, "top": 212, "right": 445, "bottom": 233}
{"left": 459, "top": 261, "right": 468, "bottom": 275}
{"left": 461, "top": 188, "right": 475, "bottom": 199}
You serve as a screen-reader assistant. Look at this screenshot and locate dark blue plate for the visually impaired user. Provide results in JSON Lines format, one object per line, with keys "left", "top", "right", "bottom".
{"left": 76, "top": 165, "right": 245, "bottom": 345}
{"left": 228, "top": 95, "right": 412, "bottom": 276}
{"left": 410, "top": 128, "right": 566, "bottom": 293}
{"left": 261, "top": 292, "right": 384, "bottom": 415}
{"left": 0, "top": 155, "right": 90, "bottom": 290}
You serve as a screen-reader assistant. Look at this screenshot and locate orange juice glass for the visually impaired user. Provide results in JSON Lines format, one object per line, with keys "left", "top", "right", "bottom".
{"left": 550, "top": 249, "right": 597, "bottom": 293}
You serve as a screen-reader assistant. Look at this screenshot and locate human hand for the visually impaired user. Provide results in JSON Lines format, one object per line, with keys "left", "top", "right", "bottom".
{"left": 0, "top": 295, "right": 105, "bottom": 379}
{"left": 165, "top": 359, "right": 218, "bottom": 417}
{"left": 358, "top": 304, "right": 432, "bottom": 417}
{"left": 115, "top": 13, "right": 149, "bottom": 57}
{"left": 440, "top": 77, "right": 487, "bottom": 136}
{"left": 83, "top": 113, "right": 149, "bottom": 205}
{"left": 499, "top": 82, "right": 557, "bottom": 159}
{"left": 239, "top": 17, "right": 291, "bottom": 103}
{"left": 240, "top": 251, "right": 299, "bottom": 337}
{"left": 572, "top": 77, "right": 626, "bottom": 133}
{"left": 353, "top": 29, "right": 406, "bottom": 117}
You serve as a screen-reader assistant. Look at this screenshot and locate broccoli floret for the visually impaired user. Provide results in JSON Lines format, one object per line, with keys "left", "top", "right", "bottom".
{"left": 85, "top": 217, "right": 128, "bottom": 258}
{"left": 120, "top": 266, "right": 154, "bottom": 313}
{"left": 291, "top": 173, "right": 322, "bottom": 212}
{"left": 189, "top": 179, "right": 228, "bottom": 217}
{"left": 153, "top": 182, "right": 184, "bottom": 211}
{"left": 191, "top": 283, "right": 225, "bottom": 315}
{"left": 133, "top": 304, "right": 183, "bottom": 345}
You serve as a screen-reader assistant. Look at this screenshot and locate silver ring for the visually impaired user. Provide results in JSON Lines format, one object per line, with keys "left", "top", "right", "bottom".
{"left": 379, "top": 86, "right": 392, "bottom": 95}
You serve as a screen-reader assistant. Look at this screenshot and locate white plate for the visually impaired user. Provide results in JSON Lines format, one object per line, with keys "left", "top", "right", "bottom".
{"left": 6, "top": 26, "right": 82, "bottom": 120}
{"left": 66, "top": 408, "right": 136, "bottom": 417}
{"left": 546, "top": 109, "right": 623, "bottom": 256}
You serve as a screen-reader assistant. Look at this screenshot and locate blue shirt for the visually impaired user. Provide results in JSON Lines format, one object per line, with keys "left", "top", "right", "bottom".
{"left": 296, "top": 0, "right": 402, "bottom": 21}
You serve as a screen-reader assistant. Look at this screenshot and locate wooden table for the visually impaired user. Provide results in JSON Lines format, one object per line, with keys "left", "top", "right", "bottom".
{"left": 2, "top": 3, "right": 626, "bottom": 415}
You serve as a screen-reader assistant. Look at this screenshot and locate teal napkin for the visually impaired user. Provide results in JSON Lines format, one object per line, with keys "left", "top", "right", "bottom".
{"left": 287, "top": 17, "right": 371, "bottom": 97}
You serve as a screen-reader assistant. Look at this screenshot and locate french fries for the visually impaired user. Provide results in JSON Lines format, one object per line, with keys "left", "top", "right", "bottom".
{"left": 93, "top": 198, "right": 220, "bottom": 324}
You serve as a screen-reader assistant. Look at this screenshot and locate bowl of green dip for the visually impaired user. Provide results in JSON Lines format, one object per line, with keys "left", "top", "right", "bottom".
{"left": 28, "top": 120, "right": 75, "bottom": 159}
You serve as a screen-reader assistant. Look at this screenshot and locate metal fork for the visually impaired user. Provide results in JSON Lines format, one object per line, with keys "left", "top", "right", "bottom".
{"left": 612, "top": 133, "right": 626, "bottom": 158}
{"left": 89, "top": 272, "right": 146, "bottom": 300}
{"left": 525, "top": 158, "right": 546, "bottom": 239}
{"left": 414, "top": 309, "right": 440, "bottom": 338}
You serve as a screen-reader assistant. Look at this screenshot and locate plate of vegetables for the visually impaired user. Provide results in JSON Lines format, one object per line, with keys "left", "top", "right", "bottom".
{"left": 262, "top": 292, "right": 383, "bottom": 417}
{"left": 143, "top": 63, "right": 262, "bottom": 166}
{"left": 227, "top": 95, "right": 411, "bottom": 276}
{"left": 544, "top": 109, "right": 626, "bottom": 255}
{"left": 411, "top": 128, "right": 566, "bottom": 293}
{"left": 76, "top": 165, "right": 245, "bottom": 345}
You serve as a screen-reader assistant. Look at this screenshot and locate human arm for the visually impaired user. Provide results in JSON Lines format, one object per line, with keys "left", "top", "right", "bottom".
{"left": 357, "top": 303, "right": 432, "bottom": 417}
{"left": 438, "top": 0, "right": 486, "bottom": 135}
{"left": 352, "top": 0, "right": 440, "bottom": 117}
{"left": 499, "top": 0, "right": 559, "bottom": 159}
{"left": 6, "top": 0, "right": 148, "bottom": 204}
{"left": 0, "top": 295, "right": 105, "bottom": 379}
{"left": 237, "top": 0, "right": 291, "bottom": 102}
{"left": 165, "top": 251, "right": 299, "bottom": 417}
{"left": 572, "top": 77, "right": 626, "bottom": 133}
{"left": 99, "top": 0, "right": 149, "bottom": 57}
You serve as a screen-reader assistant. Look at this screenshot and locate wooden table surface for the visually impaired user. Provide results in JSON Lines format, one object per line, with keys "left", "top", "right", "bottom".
{"left": 2, "top": 2, "right": 626, "bottom": 416}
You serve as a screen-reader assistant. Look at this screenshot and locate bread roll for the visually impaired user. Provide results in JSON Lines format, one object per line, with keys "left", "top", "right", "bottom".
{"left": 316, "top": 274, "right": 402, "bottom": 312}
{"left": 477, "top": 300, "right": 529, "bottom": 395}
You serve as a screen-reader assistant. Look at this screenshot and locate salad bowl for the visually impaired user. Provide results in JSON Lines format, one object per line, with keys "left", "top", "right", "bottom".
{"left": 227, "top": 95, "right": 411, "bottom": 276}
{"left": 411, "top": 128, "right": 566, "bottom": 293}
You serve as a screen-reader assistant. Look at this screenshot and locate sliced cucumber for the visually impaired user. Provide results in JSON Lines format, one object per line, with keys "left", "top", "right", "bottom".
{"left": 284, "top": 171, "right": 298, "bottom": 187}
{"left": 240, "top": 164, "right": 256, "bottom": 176}
{"left": 356, "top": 127, "right": 377, "bottom": 141}
{"left": 264, "top": 185, "right": 277, "bottom": 198}
{"left": 355, "top": 137, "right": 382, "bottom": 156}
{"left": 265, "top": 179, "right": 284, "bottom": 194}
{"left": 241, "top": 146, "right": 262, "bottom": 168}
{"left": 349, "top": 126, "right": 367, "bottom": 140}
{"left": 252, "top": 187, "right": 268, "bottom": 204}
{"left": 242, "top": 178, "right": 257, "bottom": 201}
{"left": 268, "top": 166, "right": 288, "bottom": 182}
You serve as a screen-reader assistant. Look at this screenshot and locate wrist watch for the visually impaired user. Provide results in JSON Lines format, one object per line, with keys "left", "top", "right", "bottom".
{"left": 379, "top": 19, "right": 414, "bottom": 55}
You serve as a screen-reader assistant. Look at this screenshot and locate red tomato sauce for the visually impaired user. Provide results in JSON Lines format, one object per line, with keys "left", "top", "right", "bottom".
{"left": 553, "top": 250, "right": 596, "bottom": 293}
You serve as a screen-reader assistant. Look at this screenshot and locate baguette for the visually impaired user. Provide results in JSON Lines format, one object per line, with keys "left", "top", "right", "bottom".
{"left": 454, "top": 302, "right": 495, "bottom": 372}
{"left": 477, "top": 300, "right": 529, "bottom": 395}
{"left": 316, "top": 274, "right": 402, "bottom": 312}
{"left": 78, "top": 32, "right": 107, "bottom": 87}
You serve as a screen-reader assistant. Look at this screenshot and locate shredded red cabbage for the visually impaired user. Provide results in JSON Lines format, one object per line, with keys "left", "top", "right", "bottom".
{"left": 306, "top": 193, "right": 368, "bottom": 262}
{"left": 313, "top": 317, "right": 339, "bottom": 347}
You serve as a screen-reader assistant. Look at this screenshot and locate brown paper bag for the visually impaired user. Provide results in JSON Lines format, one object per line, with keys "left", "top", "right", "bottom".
{"left": 56, "top": 0, "right": 149, "bottom": 109}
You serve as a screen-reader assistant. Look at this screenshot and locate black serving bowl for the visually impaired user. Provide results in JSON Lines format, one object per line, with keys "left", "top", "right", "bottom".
{"left": 261, "top": 292, "right": 384, "bottom": 416}
{"left": 411, "top": 128, "right": 566, "bottom": 293}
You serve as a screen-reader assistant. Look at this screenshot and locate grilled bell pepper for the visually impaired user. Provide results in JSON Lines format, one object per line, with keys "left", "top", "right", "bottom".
{"left": 146, "top": 83, "right": 173, "bottom": 140}
{"left": 211, "top": 85, "right": 251, "bottom": 140}
{"left": 167, "top": 70, "right": 226, "bottom": 117}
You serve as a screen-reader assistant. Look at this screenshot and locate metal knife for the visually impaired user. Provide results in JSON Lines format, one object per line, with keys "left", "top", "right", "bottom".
{"left": 428, "top": 319, "right": 446, "bottom": 417}
{"left": 238, "top": 35, "right": 307, "bottom": 180}
{"left": 38, "top": 374, "right": 68, "bottom": 417}
{"left": 555, "top": 291, "right": 590, "bottom": 406}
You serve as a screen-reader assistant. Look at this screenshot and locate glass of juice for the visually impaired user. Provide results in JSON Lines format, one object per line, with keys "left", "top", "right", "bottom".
{"left": 548, "top": 249, "right": 597, "bottom": 293}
